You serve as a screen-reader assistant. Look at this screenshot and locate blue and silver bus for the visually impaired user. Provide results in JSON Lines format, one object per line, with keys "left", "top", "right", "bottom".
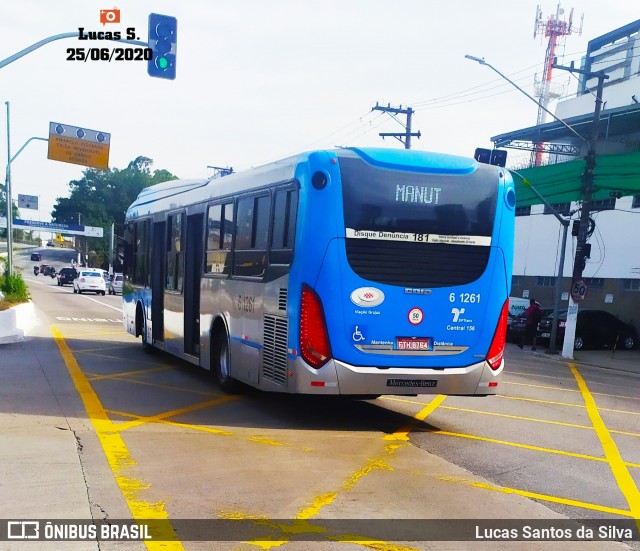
{"left": 123, "top": 147, "right": 514, "bottom": 396}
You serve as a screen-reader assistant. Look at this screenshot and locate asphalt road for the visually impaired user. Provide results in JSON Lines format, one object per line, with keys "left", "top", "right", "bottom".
{"left": 4, "top": 247, "right": 639, "bottom": 550}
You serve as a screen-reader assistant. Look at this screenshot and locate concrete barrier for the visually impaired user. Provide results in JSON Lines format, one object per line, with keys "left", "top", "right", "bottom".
{"left": 0, "top": 301, "right": 35, "bottom": 344}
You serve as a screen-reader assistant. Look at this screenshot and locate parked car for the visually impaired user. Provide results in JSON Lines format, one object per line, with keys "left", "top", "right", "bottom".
{"left": 73, "top": 270, "right": 106, "bottom": 295}
{"left": 30, "top": 252, "right": 42, "bottom": 261}
{"left": 508, "top": 308, "right": 555, "bottom": 343}
{"left": 108, "top": 273, "right": 123, "bottom": 295}
{"left": 46, "top": 241, "right": 55, "bottom": 247}
{"left": 538, "top": 309, "right": 637, "bottom": 350}
{"left": 57, "top": 267, "right": 78, "bottom": 286}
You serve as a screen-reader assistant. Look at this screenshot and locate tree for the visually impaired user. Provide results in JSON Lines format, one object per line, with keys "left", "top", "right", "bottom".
{"left": 51, "top": 156, "right": 178, "bottom": 268}
{"left": 0, "top": 182, "right": 22, "bottom": 240}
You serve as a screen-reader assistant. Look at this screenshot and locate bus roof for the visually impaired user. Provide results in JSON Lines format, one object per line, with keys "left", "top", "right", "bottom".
{"left": 126, "top": 148, "right": 490, "bottom": 219}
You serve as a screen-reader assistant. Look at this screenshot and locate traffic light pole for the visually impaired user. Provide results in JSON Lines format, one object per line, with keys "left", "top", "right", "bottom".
{"left": 1, "top": 34, "right": 150, "bottom": 276}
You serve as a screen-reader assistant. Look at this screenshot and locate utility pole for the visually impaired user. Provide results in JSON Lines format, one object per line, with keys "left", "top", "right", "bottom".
{"left": 372, "top": 103, "right": 421, "bottom": 149}
{"left": 465, "top": 54, "right": 609, "bottom": 358}
{"left": 552, "top": 61, "right": 608, "bottom": 358}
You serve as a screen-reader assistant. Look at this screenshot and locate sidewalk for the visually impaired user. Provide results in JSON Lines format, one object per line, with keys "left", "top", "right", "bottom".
{"left": 0, "top": 330, "right": 135, "bottom": 550}
{"left": 507, "top": 343, "right": 640, "bottom": 376}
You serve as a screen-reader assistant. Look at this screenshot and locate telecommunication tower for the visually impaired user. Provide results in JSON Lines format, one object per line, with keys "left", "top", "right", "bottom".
{"left": 532, "top": 4, "right": 583, "bottom": 166}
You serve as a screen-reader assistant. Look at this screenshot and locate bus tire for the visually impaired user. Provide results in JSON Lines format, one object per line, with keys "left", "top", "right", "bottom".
{"left": 137, "top": 305, "right": 154, "bottom": 354}
{"left": 213, "top": 331, "right": 241, "bottom": 393}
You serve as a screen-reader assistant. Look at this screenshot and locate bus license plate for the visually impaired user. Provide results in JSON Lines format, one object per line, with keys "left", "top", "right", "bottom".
{"left": 395, "top": 337, "right": 433, "bottom": 351}
{"left": 387, "top": 379, "right": 437, "bottom": 388}
{"left": 541, "top": 332, "right": 550, "bottom": 338}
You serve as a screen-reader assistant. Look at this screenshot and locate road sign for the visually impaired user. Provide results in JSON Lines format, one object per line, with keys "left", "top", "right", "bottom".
{"left": 17, "top": 194, "right": 38, "bottom": 210}
{"left": 570, "top": 278, "right": 588, "bottom": 302}
{"left": 0, "top": 217, "right": 103, "bottom": 237}
{"left": 47, "top": 122, "right": 110, "bottom": 170}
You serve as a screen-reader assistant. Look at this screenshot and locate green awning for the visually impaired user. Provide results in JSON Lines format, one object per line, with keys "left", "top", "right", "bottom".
{"left": 513, "top": 150, "right": 640, "bottom": 206}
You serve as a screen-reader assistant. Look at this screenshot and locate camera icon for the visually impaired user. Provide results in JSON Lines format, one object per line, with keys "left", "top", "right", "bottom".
{"left": 100, "top": 7, "right": 120, "bottom": 25}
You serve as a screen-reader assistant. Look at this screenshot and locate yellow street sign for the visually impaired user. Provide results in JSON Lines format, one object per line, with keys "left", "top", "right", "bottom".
{"left": 47, "top": 122, "right": 110, "bottom": 170}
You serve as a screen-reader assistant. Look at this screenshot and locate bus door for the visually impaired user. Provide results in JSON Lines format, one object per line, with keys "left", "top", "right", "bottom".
{"left": 164, "top": 212, "right": 186, "bottom": 357}
{"left": 184, "top": 213, "right": 203, "bottom": 356}
{"left": 151, "top": 221, "right": 165, "bottom": 343}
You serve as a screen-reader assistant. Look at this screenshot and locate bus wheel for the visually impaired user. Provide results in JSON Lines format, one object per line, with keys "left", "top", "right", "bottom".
{"left": 137, "top": 306, "right": 154, "bottom": 354}
{"left": 213, "top": 332, "right": 240, "bottom": 393}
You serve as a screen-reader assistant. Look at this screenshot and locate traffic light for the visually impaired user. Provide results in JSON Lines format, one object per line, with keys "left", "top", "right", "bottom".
{"left": 148, "top": 13, "right": 177, "bottom": 80}
{"left": 474, "top": 148, "right": 508, "bottom": 168}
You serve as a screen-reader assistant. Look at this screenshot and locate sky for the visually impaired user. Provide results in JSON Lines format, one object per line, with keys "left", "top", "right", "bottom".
{"left": 1, "top": 0, "right": 638, "bottom": 227}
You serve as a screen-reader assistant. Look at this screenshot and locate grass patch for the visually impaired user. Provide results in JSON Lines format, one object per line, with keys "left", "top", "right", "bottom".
{"left": 0, "top": 262, "right": 30, "bottom": 305}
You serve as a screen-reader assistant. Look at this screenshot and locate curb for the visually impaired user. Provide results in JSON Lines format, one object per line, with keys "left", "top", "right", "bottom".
{"left": 0, "top": 301, "right": 35, "bottom": 344}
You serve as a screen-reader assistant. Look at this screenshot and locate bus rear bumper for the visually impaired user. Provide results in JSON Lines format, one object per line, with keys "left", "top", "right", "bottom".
{"left": 331, "top": 358, "right": 503, "bottom": 396}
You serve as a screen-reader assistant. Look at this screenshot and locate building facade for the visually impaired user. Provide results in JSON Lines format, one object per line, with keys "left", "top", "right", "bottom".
{"left": 492, "top": 19, "right": 640, "bottom": 334}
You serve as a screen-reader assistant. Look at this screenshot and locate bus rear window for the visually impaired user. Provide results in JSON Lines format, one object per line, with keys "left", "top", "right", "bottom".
{"left": 338, "top": 155, "right": 498, "bottom": 287}
{"left": 339, "top": 155, "right": 497, "bottom": 241}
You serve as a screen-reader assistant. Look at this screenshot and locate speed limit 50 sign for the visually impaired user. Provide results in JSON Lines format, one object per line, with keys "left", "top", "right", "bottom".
{"left": 571, "top": 278, "right": 588, "bottom": 302}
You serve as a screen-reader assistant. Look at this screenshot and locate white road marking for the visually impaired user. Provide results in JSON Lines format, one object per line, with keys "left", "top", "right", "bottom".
{"left": 25, "top": 275, "right": 122, "bottom": 312}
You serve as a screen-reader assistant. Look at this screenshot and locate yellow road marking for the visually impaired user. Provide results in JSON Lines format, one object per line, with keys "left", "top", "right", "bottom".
{"left": 90, "top": 373, "right": 222, "bottom": 396}
{"left": 51, "top": 326, "right": 184, "bottom": 550}
{"left": 433, "top": 429, "right": 640, "bottom": 469}
{"left": 569, "top": 363, "right": 640, "bottom": 530}
{"left": 504, "top": 380, "right": 640, "bottom": 402}
{"left": 383, "top": 395, "right": 447, "bottom": 441}
{"left": 87, "top": 365, "right": 174, "bottom": 380}
{"left": 498, "top": 394, "right": 640, "bottom": 416}
{"left": 383, "top": 396, "right": 640, "bottom": 438}
{"left": 506, "top": 370, "right": 576, "bottom": 383}
{"left": 439, "top": 476, "right": 634, "bottom": 517}
{"left": 113, "top": 395, "right": 238, "bottom": 432}
{"left": 76, "top": 344, "right": 137, "bottom": 353}
{"left": 226, "top": 398, "right": 446, "bottom": 549}
{"left": 62, "top": 330, "right": 125, "bottom": 338}
{"left": 108, "top": 411, "right": 307, "bottom": 450}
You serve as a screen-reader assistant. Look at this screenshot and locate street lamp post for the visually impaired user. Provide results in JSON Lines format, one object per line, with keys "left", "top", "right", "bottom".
{"left": 4, "top": 101, "right": 13, "bottom": 276}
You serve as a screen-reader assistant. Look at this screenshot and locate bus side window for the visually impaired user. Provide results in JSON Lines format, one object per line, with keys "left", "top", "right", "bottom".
{"left": 234, "top": 195, "right": 270, "bottom": 277}
{"left": 270, "top": 189, "right": 298, "bottom": 265}
{"left": 206, "top": 203, "right": 233, "bottom": 275}
{"left": 166, "top": 213, "right": 185, "bottom": 292}
{"left": 123, "top": 223, "right": 135, "bottom": 280}
{"left": 133, "top": 219, "right": 149, "bottom": 287}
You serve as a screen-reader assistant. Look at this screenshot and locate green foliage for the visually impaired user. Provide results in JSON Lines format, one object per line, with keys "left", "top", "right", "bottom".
{"left": 0, "top": 182, "right": 22, "bottom": 240}
{"left": 0, "top": 261, "right": 30, "bottom": 303}
{"left": 51, "top": 156, "right": 178, "bottom": 269}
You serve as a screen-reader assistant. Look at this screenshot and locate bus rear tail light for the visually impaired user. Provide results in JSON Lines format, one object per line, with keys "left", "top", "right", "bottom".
{"left": 300, "top": 285, "right": 332, "bottom": 369}
{"left": 486, "top": 299, "right": 509, "bottom": 370}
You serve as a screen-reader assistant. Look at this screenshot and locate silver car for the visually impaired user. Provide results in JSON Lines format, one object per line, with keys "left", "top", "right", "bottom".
{"left": 108, "top": 273, "right": 123, "bottom": 295}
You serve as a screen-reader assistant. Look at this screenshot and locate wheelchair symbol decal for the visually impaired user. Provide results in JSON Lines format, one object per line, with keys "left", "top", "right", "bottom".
{"left": 352, "top": 325, "right": 366, "bottom": 342}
